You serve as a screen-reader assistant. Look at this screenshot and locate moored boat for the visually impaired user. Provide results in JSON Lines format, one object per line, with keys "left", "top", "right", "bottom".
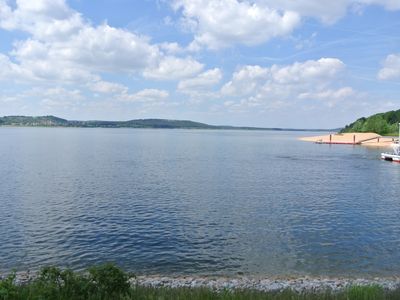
{"left": 381, "top": 123, "right": 400, "bottom": 162}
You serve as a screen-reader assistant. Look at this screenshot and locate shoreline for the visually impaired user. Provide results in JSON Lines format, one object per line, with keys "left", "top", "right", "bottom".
{"left": 5, "top": 272, "right": 400, "bottom": 292}
{"left": 0, "top": 125, "right": 332, "bottom": 132}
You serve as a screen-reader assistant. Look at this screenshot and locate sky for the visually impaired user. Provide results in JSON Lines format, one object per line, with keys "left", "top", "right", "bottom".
{"left": 0, "top": 0, "right": 399, "bottom": 128}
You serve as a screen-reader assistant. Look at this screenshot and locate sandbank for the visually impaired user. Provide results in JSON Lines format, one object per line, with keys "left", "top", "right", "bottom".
{"left": 300, "top": 132, "right": 396, "bottom": 148}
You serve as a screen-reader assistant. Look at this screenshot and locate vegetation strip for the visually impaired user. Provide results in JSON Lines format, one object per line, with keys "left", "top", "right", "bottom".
{"left": 341, "top": 109, "right": 400, "bottom": 136}
{"left": 2, "top": 265, "right": 400, "bottom": 299}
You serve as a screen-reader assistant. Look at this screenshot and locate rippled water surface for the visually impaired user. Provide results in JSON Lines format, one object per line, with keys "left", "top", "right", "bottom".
{"left": 1, "top": 128, "right": 400, "bottom": 277}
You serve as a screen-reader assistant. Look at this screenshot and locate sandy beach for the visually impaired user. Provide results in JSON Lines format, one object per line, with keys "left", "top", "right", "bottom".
{"left": 300, "top": 132, "right": 396, "bottom": 148}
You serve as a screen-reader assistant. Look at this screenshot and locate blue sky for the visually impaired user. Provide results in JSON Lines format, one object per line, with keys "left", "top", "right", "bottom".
{"left": 0, "top": 0, "right": 399, "bottom": 128}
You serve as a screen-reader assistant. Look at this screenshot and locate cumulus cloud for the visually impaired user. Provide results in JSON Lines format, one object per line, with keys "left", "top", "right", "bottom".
{"left": 171, "top": 0, "right": 400, "bottom": 49}
{"left": 222, "top": 58, "right": 344, "bottom": 97}
{"left": 0, "top": 53, "right": 31, "bottom": 80}
{"left": 159, "top": 42, "right": 185, "bottom": 54}
{"left": 178, "top": 68, "right": 222, "bottom": 91}
{"left": 298, "top": 87, "right": 355, "bottom": 107}
{"left": 177, "top": 68, "right": 223, "bottom": 102}
{"left": 88, "top": 80, "right": 128, "bottom": 94}
{"left": 299, "top": 87, "right": 355, "bottom": 100}
{"left": 361, "top": 0, "right": 400, "bottom": 11}
{"left": 120, "top": 89, "right": 169, "bottom": 102}
{"left": 378, "top": 53, "right": 400, "bottom": 80}
{"left": 269, "top": 58, "right": 345, "bottom": 84}
{"left": 61, "top": 25, "right": 160, "bottom": 73}
{"left": 7, "top": 24, "right": 161, "bottom": 81}
{"left": 3, "top": 86, "right": 85, "bottom": 110}
{"left": 0, "top": 0, "right": 84, "bottom": 41}
{"left": 221, "top": 65, "right": 269, "bottom": 97}
{"left": 172, "top": 0, "right": 300, "bottom": 50}
{"left": 222, "top": 58, "right": 351, "bottom": 110}
{"left": 0, "top": 0, "right": 203, "bottom": 85}
{"left": 261, "top": 0, "right": 400, "bottom": 23}
{"left": 40, "top": 87, "right": 83, "bottom": 109}
{"left": 143, "top": 56, "right": 204, "bottom": 80}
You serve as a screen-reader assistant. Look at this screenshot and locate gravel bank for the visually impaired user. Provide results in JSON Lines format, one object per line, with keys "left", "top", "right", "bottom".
{"left": 3, "top": 272, "right": 400, "bottom": 293}
{"left": 132, "top": 276, "right": 400, "bottom": 293}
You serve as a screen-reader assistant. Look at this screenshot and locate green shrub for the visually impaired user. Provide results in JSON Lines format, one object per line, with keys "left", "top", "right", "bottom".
{"left": 88, "top": 263, "right": 131, "bottom": 299}
{"left": 0, "top": 273, "right": 18, "bottom": 300}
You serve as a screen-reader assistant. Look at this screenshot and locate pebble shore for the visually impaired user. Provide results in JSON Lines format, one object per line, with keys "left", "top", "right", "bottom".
{"left": 133, "top": 275, "right": 400, "bottom": 293}
{"left": 4, "top": 272, "right": 400, "bottom": 293}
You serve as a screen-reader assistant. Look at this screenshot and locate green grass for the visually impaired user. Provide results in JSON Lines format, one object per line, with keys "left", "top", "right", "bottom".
{"left": 130, "top": 285, "right": 400, "bottom": 300}
{"left": 1, "top": 264, "right": 399, "bottom": 300}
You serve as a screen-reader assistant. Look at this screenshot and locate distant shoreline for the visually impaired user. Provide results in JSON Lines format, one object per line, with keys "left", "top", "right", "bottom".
{"left": 0, "top": 125, "right": 333, "bottom": 132}
{"left": 0, "top": 115, "right": 337, "bottom": 132}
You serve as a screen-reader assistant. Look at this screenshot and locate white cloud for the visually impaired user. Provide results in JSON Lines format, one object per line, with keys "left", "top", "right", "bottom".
{"left": 298, "top": 87, "right": 355, "bottom": 107}
{"left": 120, "top": 89, "right": 169, "bottom": 102}
{"left": 221, "top": 58, "right": 344, "bottom": 99}
{"left": 1, "top": 86, "right": 84, "bottom": 110}
{"left": 7, "top": 39, "right": 95, "bottom": 82}
{"left": 258, "top": 0, "right": 349, "bottom": 24}
{"left": 221, "top": 58, "right": 351, "bottom": 111}
{"left": 221, "top": 65, "right": 269, "bottom": 96}
{"left": 270, "top": 57, "right": 345, "bottom": 84}
{"left": 299, "top": 87, "right": 355, "bottom": 100}
{"left": 159, "top": 42, "right": 185, "bottom": 54}
{"left": 40, "top": 87, "right": 83, "bottom": 109}
{"left": 0, "top": 53, "right": 32, "bottom": 80}
{"left": 64, "top": 25, "right": 160, "bottom": 73}
{"left": 261, "top": 0, "right": 400, "bottom": 23}
{"left": 172, "top": 0, "right": 300, "bottom": 50}
{"left": 178, "top": 68, "right": 222, "bottom": 91}
{"left": 0, "top": 0, "right": 203, "bottom": 85}
{"left": 88, "top": 80, "right": 128, "bottom": 94}
{"left": 362, "top": 0, "right": 400, "bottom": 11}
{"left": 378, "top": 53, "right": 400, "bottom": 80}
{"left": 143, "top": 56, "right": 204, "bottom": 80}
{"left": 0, "top": 0, "right": 84, "bottom": 41}
{"left": 171, "top": 0, "right": 400, "bottom": 50}
{"left": 10, "top": 24, "right": 161, "bottom": 77}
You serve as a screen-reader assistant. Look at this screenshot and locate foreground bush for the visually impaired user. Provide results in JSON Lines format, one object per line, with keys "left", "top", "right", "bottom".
{"left": 0, "top": 263, "right": 131, "bottom": 300}
{"left": 1, "top": 264, "right": 400, "bottom": 299}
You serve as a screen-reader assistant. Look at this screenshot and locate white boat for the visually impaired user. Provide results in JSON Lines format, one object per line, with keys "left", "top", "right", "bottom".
{"left": 381, "top": 123, "right": 400, "bottom": 163}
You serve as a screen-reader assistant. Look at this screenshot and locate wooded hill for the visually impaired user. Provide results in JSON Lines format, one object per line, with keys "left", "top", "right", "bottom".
{"left": 341, "top": 109, "right": 400, "bottom": 135}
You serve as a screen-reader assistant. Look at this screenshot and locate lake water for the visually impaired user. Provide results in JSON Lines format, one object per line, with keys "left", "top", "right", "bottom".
{"left": 1, "top": 128, "right": 400, "bottom": 277}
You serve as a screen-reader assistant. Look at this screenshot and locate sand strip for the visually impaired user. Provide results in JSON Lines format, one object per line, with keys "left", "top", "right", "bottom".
{"left": 300, "top": 132, "right": 396, "bottom": 148}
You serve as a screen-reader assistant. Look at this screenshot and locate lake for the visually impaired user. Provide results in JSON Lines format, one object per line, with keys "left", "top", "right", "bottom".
{"left": 1, "top": 127, "right": 400, "bottom": 277}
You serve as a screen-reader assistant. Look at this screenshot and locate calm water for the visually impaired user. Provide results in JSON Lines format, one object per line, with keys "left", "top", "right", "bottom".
{"left": 1, "top": 128, "right": 400, "bottom": 277}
